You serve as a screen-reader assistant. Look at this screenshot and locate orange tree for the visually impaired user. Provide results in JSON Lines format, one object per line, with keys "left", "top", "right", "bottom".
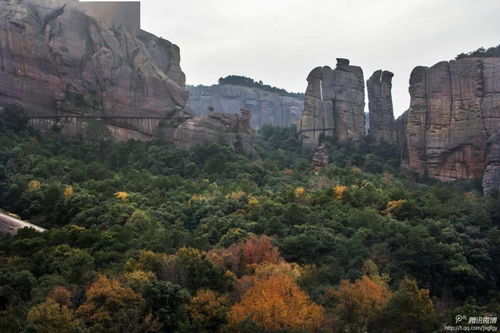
{"left": 76, "top": 275, "right": 157, "bottom": 332}
{"left": 326, "top": 275, "right": 392, "bottom": 332}
{"left": 228, "top": 275, "right": 323, "bottom": 332}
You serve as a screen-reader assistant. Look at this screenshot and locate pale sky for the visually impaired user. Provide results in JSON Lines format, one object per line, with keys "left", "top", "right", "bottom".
{"left": 139, "top": 0, "right": 500, "bottom": 116}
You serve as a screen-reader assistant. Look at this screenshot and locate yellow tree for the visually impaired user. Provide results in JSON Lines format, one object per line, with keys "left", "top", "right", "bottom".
{"left": 76, "top": 275, "right": 157, "bottom": 332}
{"left": 188, "top": 289, "right": 230, "bottom": 331}
{"left": 114, "top": 191, "right": 128, "bottom": 201}
{"left": 228, "top": 275, "right": 323, "bottom": 332}
{"left": 27, "top": 298, "right": 81, "bottom": 333}
{"left": 327, "top": 275, "right": 392, "bottom": 331}
{"left": 334, "top": 185, "right": 348, "bottom": 201}
{"left": 294, "top": 187, "right": 305, "bottom": 199}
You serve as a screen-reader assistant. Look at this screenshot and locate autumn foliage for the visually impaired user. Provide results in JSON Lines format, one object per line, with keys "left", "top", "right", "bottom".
{"left": 334, "top": 185, "right": 348, "bottom": 201}
{"left": 228, "top": 275, "right": 324, "bottom": 331}
{"left": 27, "top": 299, "right": 80, "bottom": 333}
{"left": 76, "top": 275, "right": 157, "bottom": 332}
{"left": 188, "top": 289, "right": 230, "bottom": 331}
{"left": 114, "top": 191, "right": 129, "bottom": 201}
{"left": 327, "top": 275, "right": 392, "bottom": 330}
{"left": 294, "top": 186, "right": 305, "bottom": 199}
{"left": 382, "top": 199, "right": 406, "bottom": 216}
{"left": 209, "top": 235, "right": 283, "bottom": 278}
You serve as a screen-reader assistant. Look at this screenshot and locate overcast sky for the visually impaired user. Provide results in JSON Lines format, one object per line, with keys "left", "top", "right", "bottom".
{"left": 140, "top": 0, "right": 500, "bottom": 116}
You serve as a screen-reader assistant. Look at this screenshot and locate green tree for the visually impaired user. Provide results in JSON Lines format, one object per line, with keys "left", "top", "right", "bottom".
{"left": 27, "top": 298, "right": 81, "bottom": 333}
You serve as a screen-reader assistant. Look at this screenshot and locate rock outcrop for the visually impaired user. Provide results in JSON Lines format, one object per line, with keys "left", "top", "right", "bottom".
{"left": 0, "top": 0, "right": 191, "bottom": 140}
{"left": 0, "top": 212, "right": 45, "bottom": 236}
{"left": 187, "top": 84, "right": 303, "bottom": 130}
{"left": 298, "top": 59, "right": 365, "bottom": 150}
{"left": 405, "top": 57, "right": 500, "bottom": 181}
{"left": 312, "top": 143, "right": 328, "bottom": 172}
{"left": 367, "top": 70, "right": 396, "bottom": 145}
{"left": 173, "top": 108, "right": 255, "bottom": 154}
{"left": 395, "top": 110, "right": 409, "bottom": 163}
{"left": 483, "top": 131, "right": 500, "bottom": 195}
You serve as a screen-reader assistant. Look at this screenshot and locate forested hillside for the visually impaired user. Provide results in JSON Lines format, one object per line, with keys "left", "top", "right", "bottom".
{"left": 1, "top": 106, "right": 499, "bottom": 332}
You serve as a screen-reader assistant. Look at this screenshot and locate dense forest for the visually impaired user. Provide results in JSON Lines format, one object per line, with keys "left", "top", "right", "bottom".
{"left": 0, "top": 105, "right": 499, "bottom": 333}
{"left": 218, "top": 75, "right": 304, "bottom": 99}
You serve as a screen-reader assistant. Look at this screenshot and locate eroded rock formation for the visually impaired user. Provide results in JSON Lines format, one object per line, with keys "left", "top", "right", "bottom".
{"left": 405, "top": 57, "right": 500, "bottom": 181}
{"left": 298, "top": 59, "right": 365, "bottom": 150}
{"left": 395, "top": 110, "right": 409, "bottom": 163}
{"left": 483, "top": 131, "right": 500, "bottom": 195}
{"left": 312, "top": 143, "right": 329, "bottom": 172}
{"left": 367, "top": 70, "right": 396, "bottom": 144}
{"left": 187, "top": 84, "right": 303, "bottom": 130}
{"left": 0, "top": 0, "right": 191, "bottom": 140}
{"left": 173, "top": 108, "right": 255, "bottom": 154}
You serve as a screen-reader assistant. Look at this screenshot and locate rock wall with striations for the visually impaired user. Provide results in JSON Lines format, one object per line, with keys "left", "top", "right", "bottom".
{"left": 0, "top": 0, "right": 191, "bottom": 140}
{"left": 367, "top": 70, "right": 396, "bottom": 145}
{"left": 173, "top": 108, "right": 255, "bottom": 155}
{"left": 395, "top": 110, "right": 409, "bottom": 163}
{"left": 405, "top": 57, "right": 500, "bottom": 181}
{"left": 483, "top": 131, "right": 500, "bottom": 195}
{"left": 187, "top": 84, "right": 303, "bottom": 130}
{"left": 298, "top": 58, "right": 365, "bottom": 150}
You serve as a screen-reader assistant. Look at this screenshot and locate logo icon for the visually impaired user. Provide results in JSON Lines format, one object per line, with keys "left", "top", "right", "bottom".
{"left": 455, "top": 315, "right": 466, "bottom": 324}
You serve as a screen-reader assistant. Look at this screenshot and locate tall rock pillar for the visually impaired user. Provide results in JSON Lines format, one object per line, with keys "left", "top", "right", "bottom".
{"left": 367, "top": 70, "right": 396, "bottom": 144}
{"left": 298, "top": 59, "right": 365, "bottom": 150}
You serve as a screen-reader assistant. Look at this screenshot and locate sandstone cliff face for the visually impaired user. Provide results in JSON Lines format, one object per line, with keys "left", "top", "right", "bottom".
{"left": 483, "top": 131, "right": 500, "bottom": 195}
{"left": 0, "top": 0, "right": 191, "bottom": 139}
{"left": 405, "top": 57, "right": 500, "bottom": 181}
{"left": 395, "top": 110, "right": 409, "bottom": 163}
{"left": 298, "top": 59, "right": 365, "bottom": 150}
{"left": 367, "top": 70, "right": 396, "bottom": 145}
{"left": 187, "top": 84, "right": 303, "bottom": 130}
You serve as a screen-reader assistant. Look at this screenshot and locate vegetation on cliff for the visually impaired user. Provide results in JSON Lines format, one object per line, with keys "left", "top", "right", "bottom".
{"left": 218, "top": 75, "right": 304, "bottom": 99}
{"left": 0, "top": 106, "right": 499, "bottom": 332}
{"left": 456, "top": 44, "right": 500, "bottom": 59}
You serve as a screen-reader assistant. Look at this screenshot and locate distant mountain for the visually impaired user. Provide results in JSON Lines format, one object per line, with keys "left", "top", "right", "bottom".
{"left": 187, "top": 77, "right": 304, "bottom": 130}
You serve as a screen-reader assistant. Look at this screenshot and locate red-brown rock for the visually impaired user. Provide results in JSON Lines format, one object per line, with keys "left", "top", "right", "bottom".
{"left": 0, "top": 0, "right": 191, "bottom": 139}
{"left": 405, "top": 57, "right": 500, "bottom": 181}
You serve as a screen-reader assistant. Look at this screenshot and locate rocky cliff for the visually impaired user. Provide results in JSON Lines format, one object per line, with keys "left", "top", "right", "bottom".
{"left": 405, "top": 57, "right": 500, "bottom": 181}
{"left": 367, "top": 70, "right": 396, "bottom": 145}
{"left": 298, "top": 59, "right": 365, "bottom": 150}
{"left": 0, "top": 0, "right": 191, "bottom": 140}
{"left": 173, "top": 108, "right": 255, "bottom": 154}
{"left": 396, "top": 110, "right": 409, "bottom": 162}
{"left": 483, "top": 131, "right": 500, "bottom": 195}
{"left": 187, "top": 84, "right": 303, "bottom": 130}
